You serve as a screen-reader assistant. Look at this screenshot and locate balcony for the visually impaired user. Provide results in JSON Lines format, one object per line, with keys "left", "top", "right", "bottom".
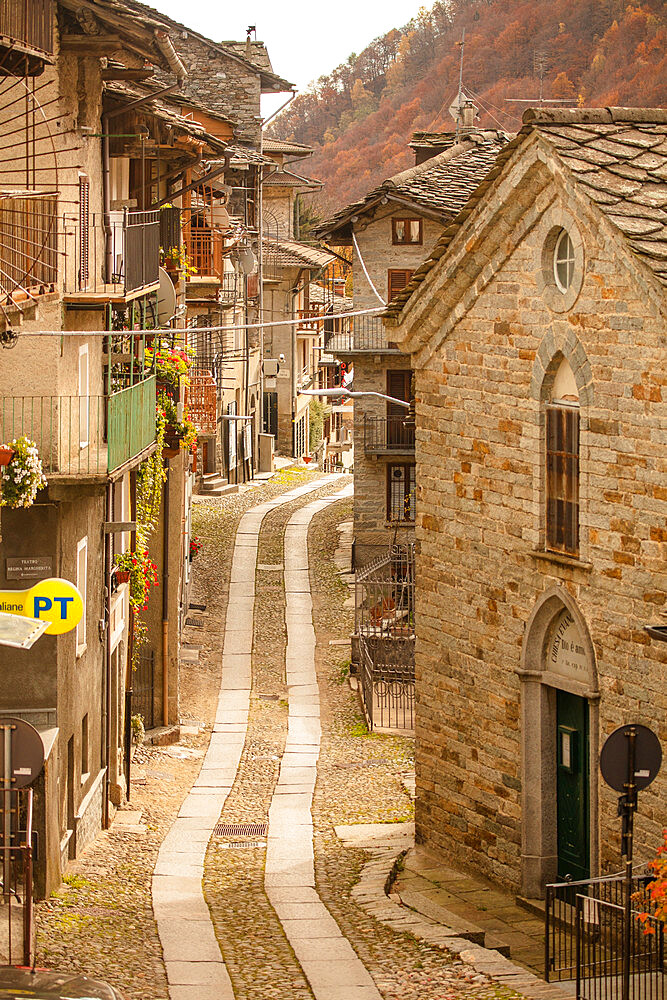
{"left": 185, "top": 370, "right": 217, "bottom": 434}
{"left": 0, "top": 0, "right": 54, "bottom": 71}
{"left": 0, "top": 194, "right": 58, "bottom": 305}
{"left": 0, "top": 377, "right": 157, "bottom": 478}
{"left": 297, "top": 305, "right": 326, "bottom": 333}
{"left": 324, "top": 315, "right": 400, "bottom": 355}
{"left": 364, "top": 416, "right": 415, "bottom": 455}
{"left": 62, "top": 210, "right": 160, "bottom": 303}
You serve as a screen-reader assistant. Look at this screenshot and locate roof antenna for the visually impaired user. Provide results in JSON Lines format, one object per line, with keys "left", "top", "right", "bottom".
{"left": 449, "top": 30, "right": 478, "bottom": 137}
{"left": 505, "top": 49, "right": 576, "bottom": 108}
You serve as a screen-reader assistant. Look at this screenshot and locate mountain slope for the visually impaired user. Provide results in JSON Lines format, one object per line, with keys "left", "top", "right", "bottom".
{"left": 270, "top": 0, "right": 667, "bottom": 216}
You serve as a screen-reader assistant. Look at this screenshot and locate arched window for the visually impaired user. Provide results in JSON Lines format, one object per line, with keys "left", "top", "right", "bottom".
{"left": 546, "top": 359, "right": 579, "bottom": 555}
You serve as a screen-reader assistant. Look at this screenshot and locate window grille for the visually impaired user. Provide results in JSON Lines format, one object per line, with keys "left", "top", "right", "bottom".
{"left": 387, "top": 464, "right": 416, "bottom": 523}
{"left": 78, "top": 176, "right": 89, "bottom": 290}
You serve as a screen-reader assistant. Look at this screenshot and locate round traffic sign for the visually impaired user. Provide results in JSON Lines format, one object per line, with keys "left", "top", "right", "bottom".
{"left": 600, "top": 723, "right": 662, "bottom": 793}
{"left": 0, "top": 717, "right": 45, "bottom": 788}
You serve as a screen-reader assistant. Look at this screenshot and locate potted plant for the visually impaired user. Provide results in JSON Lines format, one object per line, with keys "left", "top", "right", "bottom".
{"left": 0, "top": 444, "right": 14, "bottom": 467}
{"left": 113, "top": 551, "right": 135, "bottom": 584}
{"left": 0, "top": 437, "right": 47, "bottom": 508}
{"left": 189, "top": 536, "right": 202, "bottom": 562}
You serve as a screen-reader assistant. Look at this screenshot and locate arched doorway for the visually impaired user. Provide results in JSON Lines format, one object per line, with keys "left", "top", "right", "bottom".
{"left": 518, "top": 588, "right": 600, "bottom": 898}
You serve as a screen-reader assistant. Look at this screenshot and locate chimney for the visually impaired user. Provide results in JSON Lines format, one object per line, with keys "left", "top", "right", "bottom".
{"left": 246, "top": 25, "right": 256, "bottom": 58}
{"left": 462, "top": 100, "right": 476, "bottom": 129}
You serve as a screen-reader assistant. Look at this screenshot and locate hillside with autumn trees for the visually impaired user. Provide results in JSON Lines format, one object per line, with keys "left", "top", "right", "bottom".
{"left": 269, "top": 0, "right": 667, "bottom": 217}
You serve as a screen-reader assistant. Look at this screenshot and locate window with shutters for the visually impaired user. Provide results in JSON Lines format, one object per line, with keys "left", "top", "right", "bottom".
{"left": 388, "top": 269, "right": 414, "bottom": 302}
{"left": 392, "top": 218, "right": 422, "bottom": 245}
{"left": 387, "top": 464, "right": 416, "bottom": 523}
{"left": 78, "top": 176, "right": 90, "bottom": 290}
{"left": 546, "top": 403, "right": 579, "bottom": 555}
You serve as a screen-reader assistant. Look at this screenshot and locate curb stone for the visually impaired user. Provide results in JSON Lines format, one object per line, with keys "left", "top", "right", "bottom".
{"left": 346, "top": 833, "right": 572, "bottom": 1000}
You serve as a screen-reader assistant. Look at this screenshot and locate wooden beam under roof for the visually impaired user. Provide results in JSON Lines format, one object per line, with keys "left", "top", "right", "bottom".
{"left": 60, "top": 34, "right": 122, "bottom": 52}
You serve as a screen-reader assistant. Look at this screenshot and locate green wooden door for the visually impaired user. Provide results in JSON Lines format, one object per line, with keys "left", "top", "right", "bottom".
{"left": 556, "top": 690, "right": 590, "bottom": 881}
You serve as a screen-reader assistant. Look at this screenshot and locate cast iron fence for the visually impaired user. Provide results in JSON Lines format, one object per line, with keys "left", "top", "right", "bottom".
{"left": 355, "top": 544, "right": 415, "bottom": 731}
{"left": 324, "top": 314, "right": 399, "bottom": 354}
{"left": 545, "top": 869, "right": 664, "bottom": 995}
{"left": 575, "top": 896, "right": 664, "bottom": 1000}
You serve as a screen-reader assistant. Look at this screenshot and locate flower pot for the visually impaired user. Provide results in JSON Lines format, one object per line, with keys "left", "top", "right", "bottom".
{"left": 303, "top": 455, "right": 312, "bottom": 464}
{"left": 0, "top": 445, "right": 14, "bottom": 467}
{"left": 115, "top": 569, "right": 131, "bottom": 584}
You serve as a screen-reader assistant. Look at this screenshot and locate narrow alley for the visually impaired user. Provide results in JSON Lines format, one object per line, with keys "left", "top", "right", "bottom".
{"left": 33, "top": 470, "right": 526, "bottom": 1000}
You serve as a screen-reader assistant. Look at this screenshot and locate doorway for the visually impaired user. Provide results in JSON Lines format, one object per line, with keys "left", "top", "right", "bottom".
{"left": 556, "top": 689, "right": 590, "bottom": 881}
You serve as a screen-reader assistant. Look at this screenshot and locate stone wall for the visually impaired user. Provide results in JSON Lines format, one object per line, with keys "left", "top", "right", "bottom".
{"left": 411, "top": 180, "right": 667, "bottom": 893}
{"left": 353, "top": 208, "right": 443, "bottom": 310}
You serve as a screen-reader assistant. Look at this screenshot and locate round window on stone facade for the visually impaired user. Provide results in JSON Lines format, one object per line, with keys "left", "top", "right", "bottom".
{"left": 553, "top": 229, "right": 575, "bottom": 293}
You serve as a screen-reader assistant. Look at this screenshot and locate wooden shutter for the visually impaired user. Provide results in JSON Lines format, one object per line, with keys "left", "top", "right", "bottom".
{"left": 546, "top": 404, "right": 579, "bottom": 555}
{"left": 388, "top": 268, "right": 414, "bottom": 301}
{"left": 78, "top": 176, "right": 89, "bottom": 290}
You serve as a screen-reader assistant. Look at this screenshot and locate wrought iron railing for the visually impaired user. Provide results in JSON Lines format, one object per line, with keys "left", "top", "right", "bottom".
{"left": 0, "top": 194, "right": 57, "bottom": 302}
{"left": 364, "top": 415, "right": 415, "bottom": 454}
{"left": 185, "top": 370, "right": 217, "bottom": 433}
{"left": 0, "top": 0, "right": 53, "bottom": 56}
{"left": 0, "top": 378, "right": 156, "bottom": 476}
{"left": 62, "top": 209, "right": 159, "bottom": 297}
{"left": 575, "top": 896, "right": 664, "bottom": 1000}
{"left": 545, "top": 870, "right": 656, "bottom": 983}
{"left": 324, "top": 314, "right": 399, "bottom": 354}
{"left": 356, "top": 544, "right": 416, "bottom": 637}
{"left": 219, "top": 271, "right": 238, "bottom": 305}
{"left": 359, "top": 634, "right": 415, "bottom": 731}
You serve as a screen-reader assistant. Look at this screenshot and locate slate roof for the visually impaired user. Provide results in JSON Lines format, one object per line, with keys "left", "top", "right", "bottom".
{"left": 263, "top": 239, "right": 334, "bottom": 271}
{"left": 262, "top": 138, "right": 314, "bottom": 157}
{"left": 408, "top": 131, "right": 461, "bottom": 153}
{"left": 384, "top": 108, "right": 667, "bottom": 322}
{"left": 314, "top": 130, "right": 510, "bottom": 240}
{"left": 263, "top": 169, "right": 322, "bottom": 189}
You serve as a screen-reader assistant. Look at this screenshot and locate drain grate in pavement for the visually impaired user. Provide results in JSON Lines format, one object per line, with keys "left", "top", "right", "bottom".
{"left": 214, "top": 821, "right": 268, "bottom": 837}
{"left": 335, "top": 758, "right": 391, "bottom": 769}
{"left": 189, "top": 602, "right": 207, "bottom": 611}
{"left": 259, "top": 693, "right": 280, "bottom": 701}
{"left": 185, "top": 617, "right": 205, "bottom": 627}
{"left": 216, "top": 841, "right": 266, "bottom": 850}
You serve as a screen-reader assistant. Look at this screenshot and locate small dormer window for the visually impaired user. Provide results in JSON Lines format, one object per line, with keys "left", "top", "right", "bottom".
{"left": 392, "top": 218, "right": 422, "bottom": 245}
{"left": 554, "top": 230, "right": 575, "bottom": 293}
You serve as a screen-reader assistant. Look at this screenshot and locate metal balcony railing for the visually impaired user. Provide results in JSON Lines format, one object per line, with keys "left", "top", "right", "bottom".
{"left": 185, "top": 370, "right": 217, "bottom": 434}
{"left": 62, "top": 210, "right": 159, "bottom": 298}
{"left": 364, "top": 416, "right": 415, "bottom": 454}
{"left": 0, "top": 194, "right": 57, "bottom": 302}
{"left": 188, "top": 228, "right": 223, "bottom": 280}
{"left": 0, "top": 0, "right": 53, "bottom": 57}
{"left": 0, "top": 378, "right": 157, "bottom": 476}
{"left": 324, "top": 315, "right": 399, "bottom": 354}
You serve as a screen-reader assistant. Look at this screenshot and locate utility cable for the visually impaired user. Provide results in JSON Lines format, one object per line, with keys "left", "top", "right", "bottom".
{"left": 351, "top": 231, "right": 386, "bottom": 306}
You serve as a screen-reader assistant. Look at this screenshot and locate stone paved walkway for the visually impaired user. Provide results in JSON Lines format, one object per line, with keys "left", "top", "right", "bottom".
{"left": 153, "top": 476, "right": 345, "bottom": 1000}
{"left": 264, "top": 486, "right": 383, "bottom": 1000}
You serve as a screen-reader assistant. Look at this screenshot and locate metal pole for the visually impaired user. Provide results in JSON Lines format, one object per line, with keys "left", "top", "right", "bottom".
{"left": 23, "top": 789, "right": 32, "bottom": 968}
{"left": 2, "top": 725, "right": 12, "bottom": 904}
{"left": 622, "top": 726, "right": 637, "bottom": 1000}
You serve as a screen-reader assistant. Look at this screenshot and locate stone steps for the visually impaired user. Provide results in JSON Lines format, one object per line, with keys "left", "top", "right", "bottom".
{"left": 396, "top": 886, "right": 512, "bottom": 957}
{"left": 200, "top": 473, "right": 238, "bottom": 497}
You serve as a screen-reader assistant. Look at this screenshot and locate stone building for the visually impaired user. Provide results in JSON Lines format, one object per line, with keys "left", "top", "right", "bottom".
{"left": 316, "top": 128, "right": 509, "bottom": 565}
{"left": 384, "top": 108, "right": 667, "bottom": 897}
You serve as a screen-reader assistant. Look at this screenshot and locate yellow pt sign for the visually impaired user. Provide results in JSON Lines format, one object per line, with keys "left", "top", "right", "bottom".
{"left": 0, "top": 578, "right": 83, "bottom": 635}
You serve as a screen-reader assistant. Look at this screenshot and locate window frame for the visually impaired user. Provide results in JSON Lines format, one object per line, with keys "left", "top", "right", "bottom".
{"left": 386, "top": 463, "right": 416, "bottom": 524}
{"left": 391, "top": 218, "right": 423, "bottom": 246}
{"left": 553, "top": 229, "right": 575, "bottom": 293}
{"left": 545, "top": 402, "right": 580, "bottom": 556}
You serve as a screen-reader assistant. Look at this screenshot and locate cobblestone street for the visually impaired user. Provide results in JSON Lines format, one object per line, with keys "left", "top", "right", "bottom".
{"left": 34, "top": 470, "right": 527, "bottom": 1000}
